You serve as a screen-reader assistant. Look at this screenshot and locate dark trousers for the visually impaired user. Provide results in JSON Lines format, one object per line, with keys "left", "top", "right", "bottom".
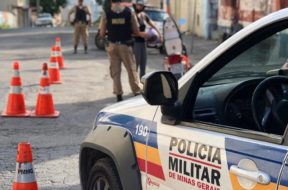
{"left": 133, "top": 42, "right": 147, "bottom": 79}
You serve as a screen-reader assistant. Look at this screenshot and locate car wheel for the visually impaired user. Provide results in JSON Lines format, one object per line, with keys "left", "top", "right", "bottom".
{"left": 95, "top": 32, "right": 106, "bottom": 50}
{"left": 87, "top": 158, "right": 122, "bottom": 190}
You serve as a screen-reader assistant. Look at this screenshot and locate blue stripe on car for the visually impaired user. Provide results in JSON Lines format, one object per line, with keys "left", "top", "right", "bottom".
{"left": 225, "top": 137, "right": 288, "bottom": 185}
{"left": 96, "top": 112, "right": 158, "bottom": 148}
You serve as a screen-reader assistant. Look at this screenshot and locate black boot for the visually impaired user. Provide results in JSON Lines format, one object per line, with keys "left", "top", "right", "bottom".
{"left": 116, "top": 95, "right": 123, "bottom": 102}
{"left": 73, "top": 45, "right": 77, "bottom": 54}
{"left": 84, "top": 46, "right": 88, "bottom": 54}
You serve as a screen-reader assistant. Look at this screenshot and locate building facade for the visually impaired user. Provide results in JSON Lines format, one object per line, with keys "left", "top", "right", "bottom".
{"left": 0, "top": 0, "right": 29, "bottom": 28}
{"left": 168, "top": 0, "right": 288, "bottom": 40}
{"left": 218, "top": 0, "right": 288, "bottom": 28}
{"left": 169, "top": 0, "right": 218, "bottom": 40}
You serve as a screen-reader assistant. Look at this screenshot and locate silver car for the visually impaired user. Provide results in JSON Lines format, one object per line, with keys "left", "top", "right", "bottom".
{"left": 35, "top": 13, "right": 54, "bottom": 27}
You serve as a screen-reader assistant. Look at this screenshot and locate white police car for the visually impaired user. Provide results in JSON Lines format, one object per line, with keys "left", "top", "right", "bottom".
{"left": 80, "top": 9, "right": 288, "bottom": 190}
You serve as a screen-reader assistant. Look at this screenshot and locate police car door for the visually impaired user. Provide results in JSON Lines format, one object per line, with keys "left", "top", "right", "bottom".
{"left": 146, "top": 17, "right": 288, "bottom": 190}
{"left": 150, "top": 115, "right": 288, "bottom": 190}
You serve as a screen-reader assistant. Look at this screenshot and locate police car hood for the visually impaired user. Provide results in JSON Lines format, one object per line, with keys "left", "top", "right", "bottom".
{"left": 101, "top": 95, "right": 158, "bottom": 119}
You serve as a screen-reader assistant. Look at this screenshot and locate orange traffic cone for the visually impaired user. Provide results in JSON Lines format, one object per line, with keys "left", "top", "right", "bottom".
{"left": 31, "top": 63, "right": 60, "bottom": 118}
{"left": 49, "top": 46, "right": 62, "bottom": 84}
{"left": 1, "top": 61, "right": 30, "bottom": 117}
{"left": 13, "top": 142, "right": 38, "bottom": 190}
{"left": 55, "top": 37, "right": 65, "bottom": 69}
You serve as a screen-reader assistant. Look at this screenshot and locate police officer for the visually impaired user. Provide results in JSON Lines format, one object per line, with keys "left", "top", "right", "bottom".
{"left": 133, "top": 0, "right": 162, "bottom": 78}
{"left": 100, "top": 0, "right": 147, "bottom": 102}
{"left": 68, "top": 0, "right": 92, "bottom": 54}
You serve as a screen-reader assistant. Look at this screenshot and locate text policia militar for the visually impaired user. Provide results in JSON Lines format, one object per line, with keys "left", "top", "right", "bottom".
{"left": 168, "top": 137, "right": 221, "bottom": 190}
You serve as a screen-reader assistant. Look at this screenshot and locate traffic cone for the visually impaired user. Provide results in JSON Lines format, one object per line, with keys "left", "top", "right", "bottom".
{"left": 49, "top": 46, "right": 62, "bottom": 84}
{"left": 1, "top": 61, "right": 30, "bottom": 117}
{"left": 13, "top": 142, "right": 38, "bottom": 190}
{"left": 31, "top": 63, "right": 60, "bottom": 118}
{"left": 55, "top": 37, "right": 65, "bottom": 69}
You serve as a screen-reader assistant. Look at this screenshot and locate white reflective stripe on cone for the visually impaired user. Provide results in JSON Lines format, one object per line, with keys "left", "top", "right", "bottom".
{"left": 56, "top": 42, "right": 61, "bottom": 47}
{"left": 15, "top": 163, "right": 36, "bottom": 183}
{"left": 39, "top": 86, "right": 50, "bottom": 94}
{"left": 51, "top": 52, "right": 57, "bottom": 57}
{"left": 10, "top": 86, "right": 22, "bottom": 94}
{"left": 14, "top": 71, "right": 20, "bottom": 77}
{"left": 54, "top": 51, "right": 60, "bottom": 56}
{"left": 49, "top": 62, "right": 59, "bottom": 69}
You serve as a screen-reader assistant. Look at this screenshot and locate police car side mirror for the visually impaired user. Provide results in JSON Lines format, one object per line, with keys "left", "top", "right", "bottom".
{"left": 141, "top": 71, "right": 178, "bottom": 105}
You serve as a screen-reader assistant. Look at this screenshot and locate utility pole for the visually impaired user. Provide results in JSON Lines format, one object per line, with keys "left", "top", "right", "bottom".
{"left": 36, "top": 0, "right": 40, "bottom": 16}
{"left": 160, "top": 0, "right": 164, "bottom": 9}
{"left": 190, "top": 1, "right": 197, "bottom": 54}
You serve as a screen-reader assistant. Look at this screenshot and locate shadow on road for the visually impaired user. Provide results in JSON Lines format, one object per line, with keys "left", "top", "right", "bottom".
{"left": 42, "top": 184, "right": 81, "bottom": 190}
{"left": 0, "top": 94, "right": 136, "bottom": 169}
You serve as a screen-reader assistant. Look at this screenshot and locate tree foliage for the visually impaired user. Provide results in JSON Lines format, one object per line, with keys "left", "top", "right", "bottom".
{"left": 96, "top": 0, "right": 111, "bottom": 11}
{"left": 30, "top": 0, "right": 67, "bottom": 15}
{"left": 96, "top": 0, "right": 132, "bottom": 11}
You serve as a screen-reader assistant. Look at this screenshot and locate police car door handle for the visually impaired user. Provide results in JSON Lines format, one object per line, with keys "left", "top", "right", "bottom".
{"left": 230, "top": 165, "right": 271, "bottom": 185}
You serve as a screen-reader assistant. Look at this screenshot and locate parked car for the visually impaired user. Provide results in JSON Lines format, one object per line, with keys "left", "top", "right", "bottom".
{"left": 35, "top": 13, "right": 54, "bottom": 27}
{"left": 95, "top": 5, "right": 168, "bottom": 54}
{"left": 81, "top": 6, "right": 288, "bottom": 190}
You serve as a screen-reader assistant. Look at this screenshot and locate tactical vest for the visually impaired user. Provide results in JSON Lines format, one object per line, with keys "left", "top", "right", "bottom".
{"left": 74, "top": 6, "right": 87, "bottom": 23}
{"left": 134, "top": 14, "right": 147, "bottom": 42}
{"left": 106, "top": 7, "right": 132, "bottom": 42}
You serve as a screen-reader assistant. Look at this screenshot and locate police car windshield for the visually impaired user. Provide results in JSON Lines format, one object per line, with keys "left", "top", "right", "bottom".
{"left": 206, "top": 30, "right": 288, "bottom": 85}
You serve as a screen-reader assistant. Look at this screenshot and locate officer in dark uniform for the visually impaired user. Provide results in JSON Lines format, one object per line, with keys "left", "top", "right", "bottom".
{"left": 68, "top": 0, "right": 92, "bottom": 54}
{"left": 100, "top": 0, "right": 147, "bottom": 102}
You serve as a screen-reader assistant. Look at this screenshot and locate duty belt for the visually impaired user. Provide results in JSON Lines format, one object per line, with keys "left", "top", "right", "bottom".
{"left": 110, "top": 41, "right": 127, "bottom": 45}
{"left": 109, "top": 40, "right": 134, "bottom": 46}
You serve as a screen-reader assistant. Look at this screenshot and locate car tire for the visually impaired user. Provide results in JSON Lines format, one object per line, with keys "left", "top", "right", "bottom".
{"left": 95, "top": 32, "right": 106, "bottom": 50}
{"left": 86, "top": 158, "right": 122, "bottom": 190}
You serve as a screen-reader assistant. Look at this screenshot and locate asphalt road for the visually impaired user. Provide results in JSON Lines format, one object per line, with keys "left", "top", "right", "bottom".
{"left": 0, "top": 27, "right": 218, "bottom": 190}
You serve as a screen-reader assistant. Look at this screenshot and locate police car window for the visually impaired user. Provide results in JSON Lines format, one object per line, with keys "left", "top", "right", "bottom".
{"left": 206, "top": 30, "right": 288, "bottom": 86}
{"left": 194, "top": 28, "right": 288, "bottom": 135}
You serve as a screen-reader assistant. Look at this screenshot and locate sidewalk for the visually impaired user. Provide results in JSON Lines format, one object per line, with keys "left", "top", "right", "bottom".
{"left": 182, "top": 34, "right": 219, "bottom": 65}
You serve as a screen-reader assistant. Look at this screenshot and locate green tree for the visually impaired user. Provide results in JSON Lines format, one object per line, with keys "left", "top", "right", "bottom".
{"left": 96, "top": 0, "right": 131, "bottom": 11}
{"left": 30, "top": 0, "right": 67, "bottom": 15}
{"left": 96, "top": 0, "right": 111, "bottom": 11}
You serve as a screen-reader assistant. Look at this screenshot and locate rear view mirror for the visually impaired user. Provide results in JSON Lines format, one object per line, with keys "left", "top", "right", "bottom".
{"left": 141, "top": 72, "right": 178, "bottom": 105}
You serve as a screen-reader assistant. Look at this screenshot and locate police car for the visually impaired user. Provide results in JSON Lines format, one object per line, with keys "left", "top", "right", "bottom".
{"left": 80, "top": 9, "right": 288, "bottom": 190}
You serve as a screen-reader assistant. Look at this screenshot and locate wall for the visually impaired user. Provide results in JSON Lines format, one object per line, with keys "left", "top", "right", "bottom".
{"left": 169, "top": 0, "right": 217, "bottom": 39}
{"left": 0, "top": 11, "right": 16, "bottom": 28}
{"left": 0, "top": 0, "right": 29, "bottom": 28}
{"left": 147, "top": 0, "right": 161, "bottom": 8}
{"left": 169, "top": 0, "right": 194, "bottom": 32}
{"left": 218, "top": 0, "right": 286, "bottom": 28}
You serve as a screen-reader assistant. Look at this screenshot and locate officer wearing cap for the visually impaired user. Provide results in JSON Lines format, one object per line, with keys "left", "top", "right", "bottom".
{"left": 133, "top": 0, "right": 162, "bottom": 78}
{"left": 100, "top": 0, "right": 147, "bottom": 102}
{"left": 68, "top": 0, "right": 92, "bottom": 54}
